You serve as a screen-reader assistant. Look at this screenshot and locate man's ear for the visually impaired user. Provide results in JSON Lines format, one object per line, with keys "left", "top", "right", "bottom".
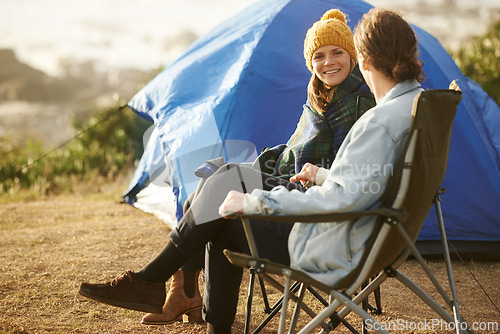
{"left": 360, "top": 57, "right": 370, "bottom": 71}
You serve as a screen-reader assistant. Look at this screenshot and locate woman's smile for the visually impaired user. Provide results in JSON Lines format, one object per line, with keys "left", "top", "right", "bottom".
{"left": 312, "top": 45, "right": 351, "bottom": 87}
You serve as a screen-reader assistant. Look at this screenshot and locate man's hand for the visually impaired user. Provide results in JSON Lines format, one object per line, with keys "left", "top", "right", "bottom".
{"left": 290, "top": 163, "right": 320, "bottom": 185}
{"left": 218, "top": 190, "right": 245, "bottom": 219}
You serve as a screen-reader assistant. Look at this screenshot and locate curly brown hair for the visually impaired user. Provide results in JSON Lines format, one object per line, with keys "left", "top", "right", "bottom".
{"left": 354, "top": 8, "right": 425, "bottom": 83}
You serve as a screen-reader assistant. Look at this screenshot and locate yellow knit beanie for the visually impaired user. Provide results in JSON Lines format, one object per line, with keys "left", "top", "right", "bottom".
{"left": 303, "top": 9, "right": 356, "bottom": 72}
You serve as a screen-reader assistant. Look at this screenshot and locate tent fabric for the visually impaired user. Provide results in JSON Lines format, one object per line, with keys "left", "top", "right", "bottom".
{"left": 123, "top": 0, "right": 500, "bottom": 249}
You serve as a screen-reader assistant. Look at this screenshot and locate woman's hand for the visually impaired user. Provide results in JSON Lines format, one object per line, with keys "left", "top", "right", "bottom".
{"left": 218, "top": 190, "right": 245, "bottom": 219}
{"left": 289, "top": 163, "right": 320, "bottom": 185}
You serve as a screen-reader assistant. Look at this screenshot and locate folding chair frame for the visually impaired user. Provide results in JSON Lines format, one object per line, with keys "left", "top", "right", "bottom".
{"left": 232, "top": 187, "right": 472, "bottom": 334}
{"left": 244, "top": 271, "right": 368, "bottom": 334}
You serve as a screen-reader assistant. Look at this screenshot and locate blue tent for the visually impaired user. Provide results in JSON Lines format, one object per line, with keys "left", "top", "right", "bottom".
{"left": 123, "top": 0, "right": 500, "bottom": 256}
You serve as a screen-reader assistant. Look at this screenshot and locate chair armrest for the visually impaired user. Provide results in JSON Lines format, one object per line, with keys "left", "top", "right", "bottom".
{"left": 233, "top": 207, "right": 407, "bottom": 258}
{"left": 236, "top": 207, "right": 408, "bottom": 223}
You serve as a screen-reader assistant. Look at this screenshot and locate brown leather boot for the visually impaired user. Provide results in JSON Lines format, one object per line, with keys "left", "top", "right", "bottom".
{"left": 79, "top": 270, "right": 166, "bottom": 314}
{"left": 141, "top": 269, "right": 203, "bottom": 325}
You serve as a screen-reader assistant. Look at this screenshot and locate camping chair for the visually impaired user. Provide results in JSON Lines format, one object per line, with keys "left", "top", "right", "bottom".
{"left": 225, "top": 86, "right": 472, "bottom": 333}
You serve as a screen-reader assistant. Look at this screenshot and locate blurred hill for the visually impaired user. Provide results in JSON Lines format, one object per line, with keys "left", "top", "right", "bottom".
{"left": 0, "top": 49, "right": 157, "bottom": 147}
{"left": 0, "top": 48, "right": 114, "bottom": 103}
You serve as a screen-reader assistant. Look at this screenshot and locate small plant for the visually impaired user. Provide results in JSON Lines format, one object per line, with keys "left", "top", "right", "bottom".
{"left": 451, "top": 19, "right": 500, "bottom": 106}
{"left": 0, "top": 104, "right": 151, "bottom": 196}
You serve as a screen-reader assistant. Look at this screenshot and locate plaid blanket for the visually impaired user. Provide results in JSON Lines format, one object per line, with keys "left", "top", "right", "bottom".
{"left": 253, "top": 66, "right": 375, "bottom": 178}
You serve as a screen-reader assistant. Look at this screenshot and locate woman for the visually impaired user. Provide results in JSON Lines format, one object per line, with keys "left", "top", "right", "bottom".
{"left": 146, "top": 8, "right": 374, "bottom": 326}
{"left": 78, "top": 8, "right": 424, "bottom": 334}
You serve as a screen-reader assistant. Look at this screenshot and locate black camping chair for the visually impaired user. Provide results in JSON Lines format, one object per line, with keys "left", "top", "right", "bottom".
{"left": 225, "top": 85, "right": 472, "bottom": 333}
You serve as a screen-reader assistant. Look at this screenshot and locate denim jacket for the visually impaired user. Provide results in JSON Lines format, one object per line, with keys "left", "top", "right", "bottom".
{"left": 249, "top": 80, "right": 423, "bottom": 286}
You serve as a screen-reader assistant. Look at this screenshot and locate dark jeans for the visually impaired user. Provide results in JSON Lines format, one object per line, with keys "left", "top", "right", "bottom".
{"left": 169, "top": 163, "right": 305, "bottom": 326}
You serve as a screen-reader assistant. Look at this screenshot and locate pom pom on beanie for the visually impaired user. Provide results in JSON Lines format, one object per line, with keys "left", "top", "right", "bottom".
{"left": 303, "top": 9, "right": 356, "bottom": 72}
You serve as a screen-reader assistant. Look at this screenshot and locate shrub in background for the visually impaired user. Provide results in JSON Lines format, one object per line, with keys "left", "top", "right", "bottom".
{"left": 0, "top": 104, "right": 150, "bottom": 196}
{"left": 451, "top": 19, "right": 500, "bottom": 106}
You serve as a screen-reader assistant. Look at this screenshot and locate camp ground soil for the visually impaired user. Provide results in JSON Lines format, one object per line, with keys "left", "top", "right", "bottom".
{"left": 0, "top": 194, "right": 498, "bottom": 333}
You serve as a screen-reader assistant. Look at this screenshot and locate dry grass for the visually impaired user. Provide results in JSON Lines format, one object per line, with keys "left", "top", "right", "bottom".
{"left": 0, "top": 193, "right": 498, "bottom": 333}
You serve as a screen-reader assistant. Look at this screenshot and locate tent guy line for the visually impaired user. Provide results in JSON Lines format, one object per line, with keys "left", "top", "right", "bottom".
{"left": 12, "top": 105, "right": 128, "bottom": 176}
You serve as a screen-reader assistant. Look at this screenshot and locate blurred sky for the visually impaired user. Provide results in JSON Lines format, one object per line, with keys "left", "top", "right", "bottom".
{"left": 1, "top": 0, "right": 500, "bottom": 77}
{"left": 1, "top": 0, "right": 257, "bottom": 76}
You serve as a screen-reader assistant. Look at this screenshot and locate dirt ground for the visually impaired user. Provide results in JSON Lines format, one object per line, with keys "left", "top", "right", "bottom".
{"left": 0, "top": 193, "right": 498, "bottom": 333}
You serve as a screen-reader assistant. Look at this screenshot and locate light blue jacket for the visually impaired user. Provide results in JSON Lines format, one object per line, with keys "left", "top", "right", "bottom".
{"left": 251, "top": 80, "right": 423, "bottom": 286}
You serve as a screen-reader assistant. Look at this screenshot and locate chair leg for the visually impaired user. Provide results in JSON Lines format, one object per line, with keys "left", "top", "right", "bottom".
{"left": 373, "top": 285, "right": 382, "bottom": 315}
{"left": 393, "top": 212, "right": 474, "bottom": 334}
{"left": 299, "top": 290, "right": 389, "bottom": 334}
{"left": 434, "top": 194, "right": 470, "bottom": 333}
{"left": 394, "top": 271, "right": 456, "bottom": 323}
{"left": 245, "top": 269, "right": 257, "bottom": 334}
{"left": 246, "top": 272, "right": 306, "bottom": 334}
{"left": 358, "top": 277, "right": 383, "bottom": 334}
{"left": 335, "top": 272, "right": 388, "bottom": 334}
{"left": 252, "top": 281, "right": 302, "bottom": 334}
{"left": 278, "top": 274, "right": 292, "bottom": 334}
{"left": 306, "top": 286, "right": 357, "bottom": 332}
{"left": 290, "top": 283, "right": 307, "bottom": 334}
{"left": 250, "top": 271, "right": 337, "bottom": 333}
{"left": 298, "top": 285, "right": 361, "bottom": 333}
{"left": 362, "top": 280, "right": 369, "bottom": 334}
{"left": 393, "top": 223, "right": 454, "bottom": 307}
{"left": 258, "top": 274, "right": 272, "bottom": 314}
